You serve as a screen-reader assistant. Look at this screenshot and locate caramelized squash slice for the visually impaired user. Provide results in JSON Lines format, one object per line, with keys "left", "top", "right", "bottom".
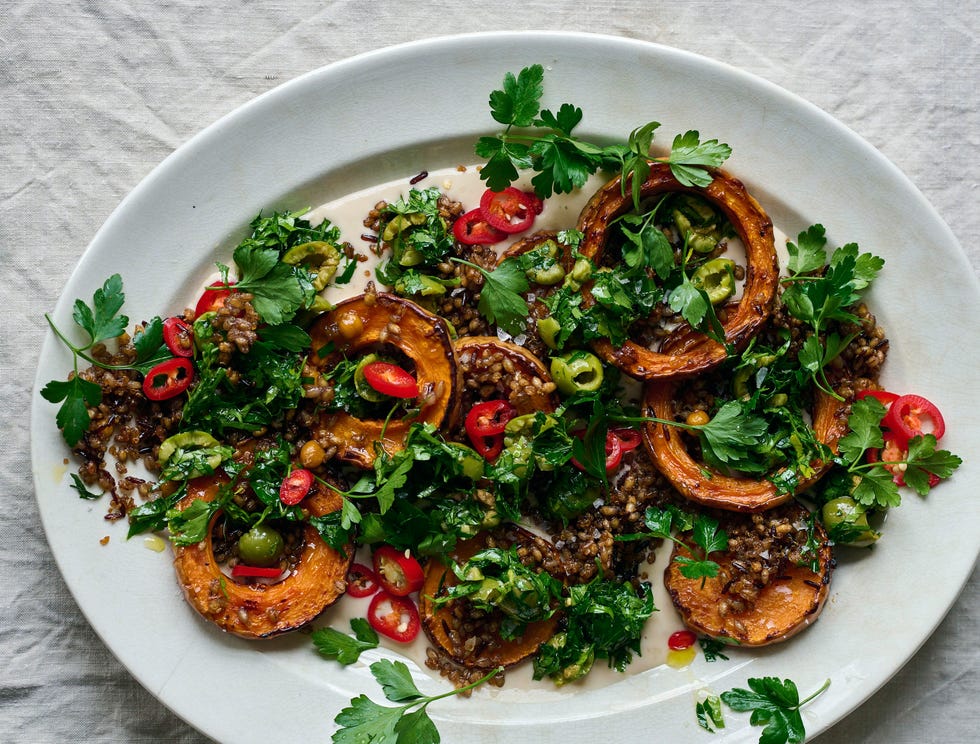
{"left": 665, "top": 505, "right": 834, "bottom": 646}
{"left": 309, "top": 292, "right": 460, "bottom": 468}
{"left": 419, "top": 525, "right": 563, "bottom": 669}
{"left": 454, "top": 335, "right": 559, "bottom": 415}
{"left": 643, "top": 374, "right": 850, "bottom": 512}
{"left": 576, "top": 163, "right": 779, "bottom": 379}
{"left": 171, "top": 475, "right": 352, "bottom": 639}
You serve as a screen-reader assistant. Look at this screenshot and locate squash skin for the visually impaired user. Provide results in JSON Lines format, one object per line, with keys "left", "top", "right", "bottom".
{"left": 642, "top": 375, "right": 851, "bottom": 512}
{"left": 171, "top": 475, "right": 352, "bottom": 639}
{"left": 664, "top": 505, "right": 834, "bottom": 646}
{"left": 419, "top": 525, "right": 563, "bottom": 669}
{"left": 576, "top": 164, "right": 780, "bottom": 380}
{"left": 309, "top": 292, "right": 461, "bottom": 468}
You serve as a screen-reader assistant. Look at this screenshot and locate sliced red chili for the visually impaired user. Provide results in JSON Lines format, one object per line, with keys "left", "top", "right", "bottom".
{"left": 452, "top": 208, "right": 507, "bottom": 245}
{"left": 869, "top": 432, "right": 940, "bottom": 488}
{"left": 571, "top": 429, "right": 624, "bottom": 474}
{"left": 142, "top": 358, "right": 194, "bottom": 401}
{"left": 855, "top": 389, "right": 899, "bottom": 406}
{"left": 194, "top": 283, "right": 234, "bottom": 318}
{"left": 604, "top": 432, "right": 624, "bottom": 473}
{"left": 465, "top": 400, "right": 516, "bottom": 461}
{"left": 668, "top": 629, "right": 697, "bottom": 650}
{"left": 346, "top": 562, "right": 380, "bottom": 598}
{"left": 162, "top": 317, "right": 194, "bottom": 358}
{"left": 479, "top": 187, "right": 538, "bottom": 234}
{"left": 230, "top": 564, "right": 283, "bottom": 578}
{"left": 280, "top": 468, "right": 314, "bottom": 506}
{"left": 372, "top": 545, "right": 425, "bottom": 597}
{"left": 361, "top": 361, "right": 419, "bottom": 399}
{"left": 471, "top": 433, "right": 505, "bottom": 461}
{"left": 882, "top": 394, "right": 945, "bottom": 447}
{"left": 367, "top": 590, "right": 421, "bottom": 643}
{"left": 610, "top": 427, "right": 642, "bottom": 452}
{"left": 465, "top": 400, "right": 517, "bottom": 438}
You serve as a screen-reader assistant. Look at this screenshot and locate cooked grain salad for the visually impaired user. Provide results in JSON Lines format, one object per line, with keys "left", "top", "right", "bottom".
{"left": 42, "top": 64, "right": 961, "bottom": 742}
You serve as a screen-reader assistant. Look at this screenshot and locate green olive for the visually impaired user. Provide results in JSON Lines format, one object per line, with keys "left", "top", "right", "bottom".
{"left": 192, "top": 311, "right": 217, "bottom": 352}
{"left": 538, "top": 632, "right": 595, "bottom": 686}
{"left": 821, "top": 497, "right": 880, "bottom": 546}
{"left": 381, "top": 212, "right": 427, "bottom": 242}
{"left": 237, "top": 524, "right": 285, "bottom": 567}
{"left": 691, "top": 257, "right": 736, "bottom": 305}
{"left": 544, "top": 469, "right": 601, "bottom": 524}
{"left": 394, "top": 273, "right": 447, "bottom": 297}
{"left": 563, "top": 258, "right": 592, "bottom": 290}
{"left": 550, "top": 351, "right": 604, "bottom": 395}
{"left": 446, "top": 442, "right": 486, "bottom": 481}
{"left": 158, "top": 430, "right": 219, "bottom": 467}
{"left": 522, "top": 240, "right": 566, "bottom": 285}
{"left": 671, "top": 195, "right": 725, "bottom": 253}
{"left": 528, "top": 262, "right": 566, "bottom": 285}
{"left": 353, "top": 353, "right": 386, "bottom": 402}
{"left": 536, "top": 316, "right": 562, "bottom": 350}
{"left": 281, "top": 241, "right": 341, "bottom": 291}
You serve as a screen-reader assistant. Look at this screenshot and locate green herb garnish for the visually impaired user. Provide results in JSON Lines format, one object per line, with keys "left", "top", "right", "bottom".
{"left": 720, "top": 677, "right": 830, "bottom": 744}
{"left": 313, "top": 618, "right": 380, "bottom": 665}
{"left": 332, "top": 659, "right": 502, "bottom": 743}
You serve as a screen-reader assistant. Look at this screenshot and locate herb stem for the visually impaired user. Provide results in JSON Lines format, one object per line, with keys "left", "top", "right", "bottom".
{"left": 798, "top": 678, "right": 831, "bottom": 707}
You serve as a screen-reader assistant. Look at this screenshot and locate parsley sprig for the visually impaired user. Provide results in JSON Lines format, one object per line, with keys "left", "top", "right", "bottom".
{"left": 42, "top": 274, "right": 170, "bottom": 446}
{"left": 332, "top": 660, "right": 502, "bottom": 743}
{"left": 829, "top": 396, "right": 961, "bottom": 508}
{"left": 476, "top": 64, "right": 730, "bottom": 205}
{"left": 619, "top": 505, "right": 728, "bottom": 586}
{"left": 450, "top": 257, "right": 529, "bottom": 336}
{"left": 313, "top": 618, "right": 380, "bottom": 665}
{"left": 780, "top": 224, "right": 884, "bottom": 400}
{"left": 721, "top": 677, "right": 830, "bottom": 744}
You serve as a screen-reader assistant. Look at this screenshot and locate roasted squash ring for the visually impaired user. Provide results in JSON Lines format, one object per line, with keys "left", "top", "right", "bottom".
{"left": 419, "top": 525, "right": 564, "bottom": 669}
{"left": 642, "top": 373, "right": 850, "bottom": 513}
{"left": 454, "top": 335, "right": 560, "bottom": 416}
{"left": 576, "top": 163, "right": 780, "bottom": 379}
{"left": 171, "top": 475, "right": 352, "bottom": 639}
{"left": 665, "top": 503, "right": 834, "bottom": 646}
{"left": 309, "top": 292, "right": 461, "bottom": 468}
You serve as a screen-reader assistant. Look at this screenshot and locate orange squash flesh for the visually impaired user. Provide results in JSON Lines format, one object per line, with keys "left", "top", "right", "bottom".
{"left": 643, "top": 376, "right": 850, "bottom": 512}
{"left": 419, "top": 525, "right": 563, "bottom": 669}
{"left": 576, "top": 163, "right": 780, "bottom": 380}
{"left": 308, "top": 292, "right": 460, "bottom": 468}
{"left": 665, "top": 507, "right": 834, "bottom": 646}
{"left": 171, "top": 475, "right": 352, "bottom": 639}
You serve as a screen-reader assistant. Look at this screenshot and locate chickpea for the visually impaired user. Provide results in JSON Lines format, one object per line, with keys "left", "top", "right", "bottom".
{"left": 299, "top": 440, "right": 326, "bottom": 469}
{"left": 337, "top": 310, "right": 363, "bottom": 339}
{"left": 686, "top": 409, "right": 711, "bottom": 427}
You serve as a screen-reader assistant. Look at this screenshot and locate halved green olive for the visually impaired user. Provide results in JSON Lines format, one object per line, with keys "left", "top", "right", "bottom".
{"left": 550, "top": 351, "right": 604, "bottom": 395}
{"left": 671, "top": 194, "right": 726, "bottom": 253}
{"left": 563, "top": 258, "right": 592, "bottom": 291}
{"left": 446, "top": 442, "right": 486, "bottom": 481}
{"left": 535, "top": 631, "right": 595, "bottom": 686}
{"left": 157, "top": 430, "right": 224, "bottom": 478}
{"left": 394, "top": 272, "right": 448, "bottom": 297}
{"left": 822, "top": 497, "right": 880, "bottom": 546}
{"left": 522, "top": 240, "right": 566, "bottom": 285}
{"left": 536, "top": 316, "right": 562, "bottom": 350}
{"left": 691, "top": 257, "right": 736, "bottom": 305}
{"left": 381, "top": 212, "right": 427, "bottom": 243}
{"left": 237, "top": 523, "right": 285, "bottom": 567}
{"left": 282, "top": 241, "right": 341, "bottom": 291}
{"left": 353, "top": 353, "right": 386, "bottom": 403}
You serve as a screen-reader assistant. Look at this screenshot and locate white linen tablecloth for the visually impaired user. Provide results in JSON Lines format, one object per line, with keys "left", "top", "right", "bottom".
{"left": 3, "top": 2, "right": 976, "bottom": 742}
